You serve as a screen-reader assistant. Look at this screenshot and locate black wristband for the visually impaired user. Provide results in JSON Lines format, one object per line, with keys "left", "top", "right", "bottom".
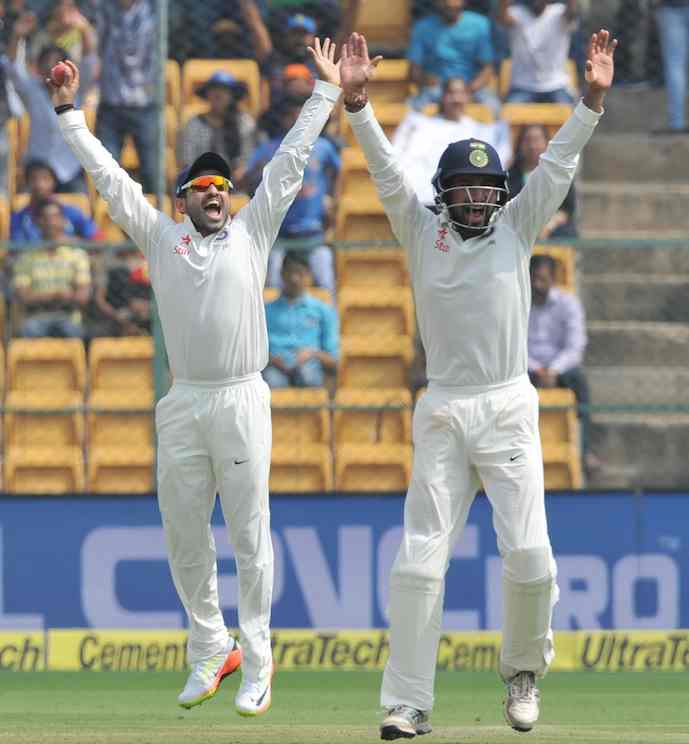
{"left": 54, "top": 103, "right": 76, "bottom": 115}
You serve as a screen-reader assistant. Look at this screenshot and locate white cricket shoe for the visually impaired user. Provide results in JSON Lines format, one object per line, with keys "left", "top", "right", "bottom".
{"left": 234, "top": 663, "right": 275, "bottom": 717}
{"left": 177, "top": 637, "right": 242, "bottom": 709}
{"left": 380, "top": 705, "right": 432, "bottom": 740}
{"left": 503, "top": 671, "right": 540, "bottom": 732}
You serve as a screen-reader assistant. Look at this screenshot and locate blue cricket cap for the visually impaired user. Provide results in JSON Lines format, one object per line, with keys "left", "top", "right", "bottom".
{"left": 287, "top": 14, "right": 317, "bottom": 34}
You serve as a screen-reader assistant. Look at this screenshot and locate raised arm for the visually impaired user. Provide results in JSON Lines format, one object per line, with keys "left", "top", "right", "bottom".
{"left": 341, "top": 33, "right": 434, "bottom": 261}
{"left": 49, "top": 61, "right": 170, "bottom": 259}
{"left": 237, "top": 37, "right": 342, "bottom": 260}
{"left": 501, "top": 30, "right": 617, "bottom": 249}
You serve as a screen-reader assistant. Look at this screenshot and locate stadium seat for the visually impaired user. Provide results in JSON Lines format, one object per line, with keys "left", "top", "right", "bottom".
{"left": 499, "top": 59, "right": 579, "bottom": 100}
{"left": 93, "top": 198, "right": 129, "bottom": 243}
{"left": 538, "top": 388, "right": 582, "bottom": 489}
{"left": 12, "top": 192, "right": 92, "bottom": 217}
{"left": 270, "top": 443, "right": 333, "bottom": 492}
{"left": 88, "top": 389, "right": 154, "bottom": 450}
{"left": 350, "top": 2, "right": 411, "bottom": 51}
{"left": 542, "top": 443, "right": 583, "bottom": 489}
{"left": 335, "top": 443, "right": 412, "bottom": 491}
{"left": 4, "top": 390, "right": 84, "bottom": 447}
{"left": 88, "top": 446, "right": 155, "bottom": 493}
{"left": 367, "top": 59, "right": 410, "bottom": 103}
{"left": 230, "top": 192, "right": 249, "bottom": 216}
{"left": 263, "top": 287, "right": 332, "bottom": 304}
{"left": 335, "top": 198, "right": 395, "bottom": 242}
{"left": 336, "top": 248, "right": 409, "bottom": 287}
{"left": 7, "top": 339, "right": 86, "bottom": 393}
{"left": 0, "top": 195, "right": 8, "bottom": 242}
{"left": 501, "top": 103, "right": 572, "bottom": 148}
{"left": 533, "top": 244, "right": 576, "bottom": 292}
{"left": 338, "top": 286, "right": 415, "bottom": 337}
{"left": 334, "top": 388, "right": 412, "bottom": 445}
{"left": 341, "top": 102, "right": 409, "bottom": 147}
{"left": 339, "top": 335, "right": 414, "bottom": 388}
{"left": 182, "top": 59, "right": 262, "bottom": 117}
{"left": 340, "top": 148, "right": 376, "bottom": 200}
{"left": 88, "top": 337, "right": 154, "bottom": 392}
{"left": 166, "top": 59, "right": 182, "bottom": 112}
{"left": 4, "top": 446, "right": 85, "bottom": 493}
{"left": 271, "top": 387, "right": 330, "bottom": 446}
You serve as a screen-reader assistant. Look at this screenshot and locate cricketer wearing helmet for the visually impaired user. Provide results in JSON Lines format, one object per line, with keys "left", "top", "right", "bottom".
{"left": 340, "top": 30, "right": 617, "bottom": 740}
{"left": 50, "top": 39, "right": 342, "bottom": 718}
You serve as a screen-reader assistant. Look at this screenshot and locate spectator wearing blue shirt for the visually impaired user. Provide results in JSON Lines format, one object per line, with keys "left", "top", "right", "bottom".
{"left": 407, "top": 0, "right": 500, "bottom": 113}
{"left": 11, "top": 160, "right": 99, "bottom": 243}
{"left": 263, "top": 251, "right": 339, "bottom": 389}
{"left": 243, "top": 94, "right": 340, "bottom": 292}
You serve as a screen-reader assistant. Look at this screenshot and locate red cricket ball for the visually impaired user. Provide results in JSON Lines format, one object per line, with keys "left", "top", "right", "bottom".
{"left": 50, "top": 62, "right": 68, "bottom": 86}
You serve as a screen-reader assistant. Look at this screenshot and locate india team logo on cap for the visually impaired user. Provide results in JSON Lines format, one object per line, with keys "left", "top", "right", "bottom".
{"left": 469, "top": 141, "right": 489, "bottom": 168}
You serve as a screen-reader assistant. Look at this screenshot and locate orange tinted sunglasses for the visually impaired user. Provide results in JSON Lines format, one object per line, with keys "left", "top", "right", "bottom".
{"left": 180, "top": 175, "right": 234, "bottom": 192}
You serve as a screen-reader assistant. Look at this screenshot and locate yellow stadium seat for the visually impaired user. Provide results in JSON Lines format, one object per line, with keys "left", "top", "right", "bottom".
{"left": 499, "top": 59, "right": 579, "bottom": 100}
{"left": 12, "top": 192, "right": 93, "bottom": 217}
{"left": 368, "top": 59, "right": 411, "bottom": 103}
{"left": 263, "top": 287, "right": 333, "bottom": 305}
{"left": 335, "top": 443, "right": 412, "bottom": 491}
{"left": 339, "top": 335, "right": 414, "bottom": 389}
{"left": 501, "top": 103, "right": 572, "bottom": 149}
{"left": 166, "top": 59, "right": 182, "bottom": 112}
{"left": 4, "top": 390, "right": 83, "bottom": 447}
{"left": 336, "top": 248, "right": 409, "bottom": 287}
{"left": 271, "top": 387, "right": 330, "bottom": 446}
{"left": 270, "top": 443, "right": 333, "bottom": 492}
{"left": 533, "top": 244, "right": 576, "bottom": 292}
{"left": 8, "top": 339, "right": 86, "bottom": 393}
{"left": 341, "top": 102, "right": 409, "bottom": 147}
{"left": 4, "top": 446, "right": 85, "bottom": 493}
{"left": 334, "top": 388, "right": 411, "bottom": 445}
{"left": 88, "top": 446, "right": 155, "bottom": 493}
{"left": 88, "top": 389, "right": 154, "bottom": 450}
{"left": 538, "top": 388, "right": 582, "bottom": 489}
{"left": 182, "top": 59, "right": 262, "bottom": 117}
{"left": 0, "top": 195, "right": 8, "bottom": 242}
{"left": 335, "top": 198, "right": 394, "bottom": 242}
{"left": 93, "top": 198, "right": 128, "bottom": 243}
{"left": 340, "top": 148, "right": 376, "bottom": 200}
{"left": 89, "top": 337, "right": 153, "bottom": 392}
{"left": 338, "top": 286, "right": 414, "bottom": 337}
{"left": 230, "top": 192, "right": 249, "bottom": 216}
{"left": 351, "top": 1, "right": 411, "bottom": 50}
{"left": 542, "top": 443, "right": 583, "bottom": 489}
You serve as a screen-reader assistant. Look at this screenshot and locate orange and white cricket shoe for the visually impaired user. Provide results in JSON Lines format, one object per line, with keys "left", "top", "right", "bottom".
{"left": 234, "top": 662, "right": 275, "bottom": 717}
{"left": 177, "top": 638, "right": 242, "bottom": 709}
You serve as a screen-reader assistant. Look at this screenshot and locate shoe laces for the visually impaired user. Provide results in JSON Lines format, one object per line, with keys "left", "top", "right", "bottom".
{"left": 387, "top": 705, "right": 425, "bottom": 724}
{"left": 508, "top": 672, "right": 538, "bottom": 703}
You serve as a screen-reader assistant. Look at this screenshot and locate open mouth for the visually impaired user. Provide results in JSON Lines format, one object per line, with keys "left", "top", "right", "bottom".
{"left": 203, "top": 198, "right": 222, "bottom": 220}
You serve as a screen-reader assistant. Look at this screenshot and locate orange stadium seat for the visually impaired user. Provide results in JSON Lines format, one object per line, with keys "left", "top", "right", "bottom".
{"left": 339, "top": 335, "right": 414, "bottom": 389}
{"left": 270, "top": 387, "right": 331, "bottom": 446}
{"left": 182, "top": 59, "right": 262, "bottom": 117}
{"left": 335, "top": 443, "right": 412, "bottom": 492}
{"left": 88, "top": 389, "right": 154, "bottom": 450}
{"left": 335, "top": 198, "right": 395, "bottom": 242}
{"left": 336, "top": 248, "right": 409, "bottom": 287}
{"left": 7, "top": 339, "right": 86, "bottom": 393}
{"left": 4, "top": 446, "right": 85, "bottom": 493}
{"left": 88, "top": 446, "right": 155, "bottom": 493}
{"left": 270, "top": 443, "right": 333, "bottom": 493}
{"left": 338, "top": 286, "right": 415, "bottom": 337}
{"left": 4, "top": 390, "right": 84, "bottom": 448}
{"left": 89, "top": 337, "right": 153, "bottom": 392}
{"left": 350, "top": 1, "right": 412, "bottom": 50}
{"left": 533, "top": 244, "right": 576, "bottom": 292}
{"left": 334, "top": 388, "right": 412, "bottom": 445}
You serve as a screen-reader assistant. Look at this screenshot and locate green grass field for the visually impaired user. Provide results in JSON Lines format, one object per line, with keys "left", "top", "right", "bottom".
{"left": 1, "top": 671, "right": 688, "bottom": 744}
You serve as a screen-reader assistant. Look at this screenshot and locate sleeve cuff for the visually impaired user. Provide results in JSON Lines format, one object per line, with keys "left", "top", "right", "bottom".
{"left": 57, "top": 109, "right": 86, "bottom": 130}
{"left": 345, "top": 101, "right": 375, "bottom": 126}
{"left": 575, "top": 99, "right": 604, "bottom": 125}
{"left": 313, "top": 79, "right": 342, "bottom": 103}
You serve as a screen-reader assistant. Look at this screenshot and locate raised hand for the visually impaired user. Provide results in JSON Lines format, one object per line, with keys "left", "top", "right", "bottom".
{"left": 307, "top": 37, "right": 341, "bottom": 87}
{"left": 46, "top": 59, "right": 80, "bottom": 107}
{"left": 340, "top": 32, "right": 382, "bottom": 96}
{"left": 585, "top": 29, "right": 618, "bottom": 92}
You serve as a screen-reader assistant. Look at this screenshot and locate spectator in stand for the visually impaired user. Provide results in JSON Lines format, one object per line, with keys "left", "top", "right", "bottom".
{"left": 263, "top": 250, "right": 339, "bottom": 388}
{"left": 11, "top": 160, "right": 99, "bottom": 243}
{"left": 93, "top": 246, "right": 151, "bottom": 336}
{"left": 13, "top": 198, "right": 91, "bottom": 338}
{"left": 30, "top": 0, "right": 99, "bottom": 66}
{"left": 407, "top": 0, "right": 500, "bottom": 113}
{"left": 654, "top": 0, "right": 689, "bottom": 133}
{"left": 263, "top": 0, "right": 346, "bottom": 41}
{"left": 498, "top": 0, "right": 578, "bottom": 104}
{"left": 92, "top": 0, "right": 157, "bottom": 193}
{"left": 528, "top": 254, "right": 596, "bottom": 469}
{"left": 179, "top": 71, "right": 256, "bottom": 184}
{"left": 4, "top": 12, "right": 96, "bottom": 192}
{"left": 393, "top": 77, "right": 512, "bottom": 205}
{"left": 242, "top": 94, "right": 340, "bottom": 292}
{"left": 508, "top": 123, "right": 577, "bottom": 239}
{"left": 282, "top": 63, "right": 315, "bottom": 97}
{"left": 0, "top": 0, "right": 23, "bottom": 196}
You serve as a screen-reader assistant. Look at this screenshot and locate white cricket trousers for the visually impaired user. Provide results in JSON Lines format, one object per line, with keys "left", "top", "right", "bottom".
{"left": 156, "top": 372, "right": 273, "bottom": 684}
{"left": 382, "top": 375, "right": 558, "bottom": 712}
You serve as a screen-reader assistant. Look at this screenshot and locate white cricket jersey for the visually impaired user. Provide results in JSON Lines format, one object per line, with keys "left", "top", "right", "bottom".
{"left": 347, "top": 100, "right": 602, "bottom": 389}
{"left": 58, "top": 80, "right": 341, "bottom": 382}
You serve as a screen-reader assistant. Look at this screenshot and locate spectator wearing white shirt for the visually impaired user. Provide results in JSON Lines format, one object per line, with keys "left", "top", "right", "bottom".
{"left": 498, "top": 0, "right": 578, "bottom": 104}
{"left": 392, "top": 77, "right": 512, "bottom": 205}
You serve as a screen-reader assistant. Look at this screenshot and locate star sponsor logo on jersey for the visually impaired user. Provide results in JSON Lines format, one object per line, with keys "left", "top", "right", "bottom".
{"left": 173, "top": 234, "right": 192, "bottom": 255}
{"left": 435, "top": 226, "right": 450, "bottom": 253}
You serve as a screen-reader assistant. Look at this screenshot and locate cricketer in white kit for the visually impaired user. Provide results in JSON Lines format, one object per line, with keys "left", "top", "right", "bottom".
{"left": 50, "top": 40, "right": 342, "bottom": 716}
{"left": 339, "top": 31, "right": 617, "bottom": 740}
